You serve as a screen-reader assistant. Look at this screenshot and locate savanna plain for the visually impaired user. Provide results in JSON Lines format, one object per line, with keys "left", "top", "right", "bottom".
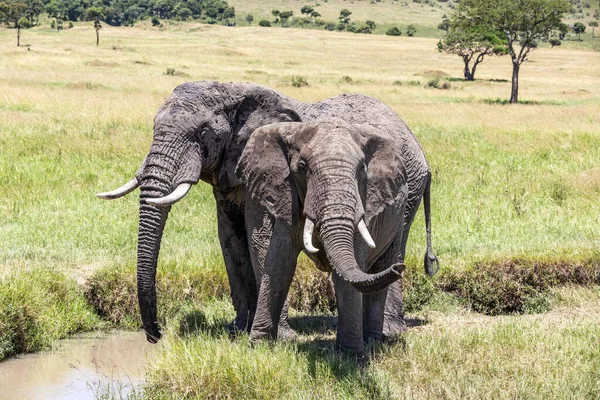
{"left": 1, "top": 13, "right": 600, "bottom": 399}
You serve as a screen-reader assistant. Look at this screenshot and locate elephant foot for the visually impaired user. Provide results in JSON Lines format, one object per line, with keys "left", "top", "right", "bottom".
{"left": 336, "top": 341, "right": 366, "bottom": 362}
{"left": 382, "top": 316, "right": 407, "bottom": 341}
{"left": 277, "top": 319, "right": 298, "bottom": 341}
{"left": 227, "top": 314, "right": 250, "bottom": 338}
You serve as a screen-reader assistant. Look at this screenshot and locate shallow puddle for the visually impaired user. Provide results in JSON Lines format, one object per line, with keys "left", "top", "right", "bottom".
{"left": 0, "top": 330, "right": 153, "bottom": 400}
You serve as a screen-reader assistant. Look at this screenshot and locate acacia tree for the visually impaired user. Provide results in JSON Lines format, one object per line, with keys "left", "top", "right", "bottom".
{"left": 310, "top": 10, "right": 320, "bottom": 24}
{"left": 245, "top": 13, "right": 253, "bottom": 25}
{"left": 438, "top": 26, "right": 508, "bottom": 80}
{"left": 87, "top": 6, "right": 104, "bottom": 46}
{"left": 456, "top": 0, "right": 570, "bottom": 103}
{"left": 573, "top": 22, "right": 586, "bottom": 40}
{"left": 279, "top": 10, "right": 293, "bottom": 27}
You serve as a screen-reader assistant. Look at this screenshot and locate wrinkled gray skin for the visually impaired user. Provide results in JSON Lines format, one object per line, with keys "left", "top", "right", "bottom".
{"left": 100, "top": 81, "right": 302, "bottom": 343}
{"left": 98, "top": 81, "right": 437, "bottom": 344}
{"left": 237, "top": 120, "right": 409, "bottom": 355}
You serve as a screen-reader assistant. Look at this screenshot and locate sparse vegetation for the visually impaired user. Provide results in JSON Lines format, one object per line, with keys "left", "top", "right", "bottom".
{"left": 1, "top": 15, "right": 600, "bottom": 398}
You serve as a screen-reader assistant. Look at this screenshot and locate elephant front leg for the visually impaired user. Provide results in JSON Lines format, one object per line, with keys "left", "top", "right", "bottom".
{"left": 215, "top": 195, "right": 257, "bottom": 334}
{"left": 333, "top": 272, "right": 365, "bottom": 357}
{"left": 248, "top": 215, "right": 300, "bottom": 341}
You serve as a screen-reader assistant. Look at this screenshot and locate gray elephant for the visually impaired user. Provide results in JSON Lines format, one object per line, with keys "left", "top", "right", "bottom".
{"left": 97, "top": 81, "right": 437, "bottom": 344}
{"left": 97, "top": 81, "right": 302, "bottom": 342}
{"left": 237, "top": 119, "right": 409, "bottom": 355}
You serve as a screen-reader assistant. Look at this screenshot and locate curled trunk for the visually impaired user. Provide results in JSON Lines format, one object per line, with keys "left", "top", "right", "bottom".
{"left": 320, "top": 220, "right": 402, "bottom": 294}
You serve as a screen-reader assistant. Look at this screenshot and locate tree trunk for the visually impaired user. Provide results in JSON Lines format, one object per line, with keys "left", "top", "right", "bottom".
{"left": 17, "top": 27, "right": 21, "bottom": 46}
{"left": 463, "top": 62, "right": 474, "bottom": 81}
{"left": 510, "top": 61, "right": 519, "bottom": 104}
{"left": 96, "top": 29, "right": 99, "bottom": 46}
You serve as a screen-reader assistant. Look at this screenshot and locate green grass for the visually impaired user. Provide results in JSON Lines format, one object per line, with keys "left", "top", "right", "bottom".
{"left": 1, "top": 21, "right": 600, "bottom": 398}
{"left": 0, "top": 268, "right": 102, "bottom": 359}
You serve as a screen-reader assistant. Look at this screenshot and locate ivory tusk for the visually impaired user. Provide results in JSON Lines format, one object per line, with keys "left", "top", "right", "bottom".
{"left": 96, "top": 179, "right": 140, "bottom": 200}
{"left": 357, "top": 219, "right": 376, "bottom": 249}
{"left": 303, "top": 218, "right": 320, "bottom": 254}
{"left": 145, "top": 183, "right": 192, "bottom": 207}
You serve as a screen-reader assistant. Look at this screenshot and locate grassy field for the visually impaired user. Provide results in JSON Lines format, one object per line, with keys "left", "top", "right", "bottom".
{"left": 1, "top": 20, "right": 600, "bottom": 398}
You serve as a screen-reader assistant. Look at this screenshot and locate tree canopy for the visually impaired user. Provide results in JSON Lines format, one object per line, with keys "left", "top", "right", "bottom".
{"left": 455, "top": 0, "right": 570, "bottom": 103}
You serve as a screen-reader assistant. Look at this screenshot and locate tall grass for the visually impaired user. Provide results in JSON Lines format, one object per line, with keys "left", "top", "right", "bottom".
{"left": 1, "top": 22, "right": 600, "bottom": 397}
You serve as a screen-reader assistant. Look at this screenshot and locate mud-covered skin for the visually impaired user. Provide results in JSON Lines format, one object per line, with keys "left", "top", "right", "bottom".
{"left": 133, "top": 81, "right": 301, "bottom": 342}
{"left": 290, "top": 94, "right": 439, "bottom": 339}
{"left": 237, "top": 120, "right": 409, "bottom": 356}
{"left": 123, "top": 81, "right": 436, "bottom": 344}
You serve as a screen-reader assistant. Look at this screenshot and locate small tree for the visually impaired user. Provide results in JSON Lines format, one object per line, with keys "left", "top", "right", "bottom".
{"left": 437, "top": 27, "right": 508, "bottom": 80}
{"left": 406, "top": 24, "right": 416, "bottom": 36}
{"left": 456, "top": 0, "right": 571, "bottom": 103}
{"left": 573, "top": 22, "right": 586, "bottom": 40}
{"left": 4, "top": 2, "right": 29, "bottom": 46}
{"left": 87, "top": 7, "right": 104, "bottom": 46}
{"left": 271, "top": 9, "right": 280, "bottom": 23}
{"left": 301, "top": 5, "right": 314, "bottom": 15}
{"left": 310, "top": 10, "right": 320, "bottom": 24}
{"left": 549, "top": 38, "right": 561, "bottom": 47}
{"left": 386, "top": 26, "right": 402, "bottom": 36}
{"left": 339, "top": 8, "right": 351, "bottom": 25}
{"left": 245, "top": 13, "right": 253, "bottom": 25}
{"left": 438, "top": 14, "right": 450, "bottom": 32}
{"left": 279, "top": 10, "right": 293, "bottom": 27}
{"left": 589, "top": 21, "right": 598, "bottom": 37}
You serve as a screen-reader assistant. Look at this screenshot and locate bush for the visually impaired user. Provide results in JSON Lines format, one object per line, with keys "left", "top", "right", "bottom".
{"left": 386, "top": 26, "right": 402, "bottom": 36}
{"left": 258, "top": 19, "right": 271, "bottom": 27}
{"left": 151, "top": 16, "right": 160, "bottom": 26}
{"left": 549, "top": 39, "right": 562, "bottom": 48}
{"left": 426, "top": 77, "right": 450, "bottom": 89}
{"left": 354, "top": 24, "right": 372, "bottom": 34}
{"left": 291, "top": 75, "right": 309, "bottom": 87}
{"left": 406, "top": 24, "right": 417, "bottom": 37}
{"left": 324, "top": 22, "right": 335, "bottom": 31}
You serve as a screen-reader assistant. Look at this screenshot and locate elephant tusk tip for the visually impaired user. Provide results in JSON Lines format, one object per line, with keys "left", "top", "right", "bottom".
{"left": 305, "top": 245, "right": 319, "bottom": 254}
{"left": 366, "top": 241, "right": 376, "bottom": 249}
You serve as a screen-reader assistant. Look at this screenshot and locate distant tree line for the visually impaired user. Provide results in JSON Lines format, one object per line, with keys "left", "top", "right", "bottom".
{"left": 0, "top": 0, "right": 235, "bottom": 29}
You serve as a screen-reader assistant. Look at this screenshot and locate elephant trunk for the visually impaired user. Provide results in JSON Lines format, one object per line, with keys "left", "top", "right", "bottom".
{"left": 320, "top": 219, "right": 403, "bottom": 294}
{"left": 136, "top": 157, "right": 177, "bottom": 343}
{"left": 137, "top": 202, "right": 169, "bottom": 343}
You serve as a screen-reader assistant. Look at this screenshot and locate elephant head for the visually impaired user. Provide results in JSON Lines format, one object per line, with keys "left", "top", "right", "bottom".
{"left": 236, "top": 119, "right": 406, "bottom": 294}
{"left": 96, "top": 81, "right": 300, "bottom": 343}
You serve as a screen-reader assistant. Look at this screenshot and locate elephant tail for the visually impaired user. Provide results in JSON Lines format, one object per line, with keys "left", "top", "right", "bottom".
{"left": 423, "top": 171, "right": 439, "bottom": 277}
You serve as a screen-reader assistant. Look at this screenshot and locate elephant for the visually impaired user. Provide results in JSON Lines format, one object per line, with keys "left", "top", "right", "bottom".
{"left": 97, "top": 81, "right": 303, "bottom": 343}
{"left": 236, "top": 119, "right": 408, "bottom": 356}
{"left": 96, "top": 80, "right": 438, "bottom": 344}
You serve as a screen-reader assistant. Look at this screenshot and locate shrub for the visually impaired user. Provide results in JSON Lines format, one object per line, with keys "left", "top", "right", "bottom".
{"left": 549, "top": 39, "right": 562, "bottom": 47}
{"left": 354, "top": 24, "right": 372, "bottom": 34}
{"left": 406, "top": 24, "right": 417, "bottom": 37}
{"left": 386, "top": 26, "right": 402, "bottom": 36}
{"left": 324, "top": 22, "right": 335, "bottom": 31}
{"left": 291, "top": 75, "right": 309, "bottom": 87}
{"left": 258, "top": 19, "right": 271, "bottom": 27}
{"left": 151, "top": 16, "right": 160, "bottom": 26}
{"left": 342, "top": 75, "right": 353, "bottom": 83}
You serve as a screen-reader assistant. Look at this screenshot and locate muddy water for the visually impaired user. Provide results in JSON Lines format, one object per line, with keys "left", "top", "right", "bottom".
{"left": 0, "top": 331, "right": 154, "bottom": 400}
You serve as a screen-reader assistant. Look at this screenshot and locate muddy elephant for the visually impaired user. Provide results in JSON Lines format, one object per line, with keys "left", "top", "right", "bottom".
{"left": 97, "top": 81, "right": 437, "bottom": 344}
{"left": 97, "top": 81, "right": 302, "bottom": 342}
{"left": 237, "top": 119, "right": 408, "bottom": 355}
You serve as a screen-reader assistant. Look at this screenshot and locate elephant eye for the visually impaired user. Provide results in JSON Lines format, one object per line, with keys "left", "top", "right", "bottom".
{"left": 298, "top": 159, "right": 307, "bottom": 172}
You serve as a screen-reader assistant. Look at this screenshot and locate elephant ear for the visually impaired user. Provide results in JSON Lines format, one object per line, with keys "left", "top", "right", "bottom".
{"left": 356, "top": 124, "right": 408, "bottom": 224}
{"left": 236, "top": 123, "right": 300, "bottom": 225}
{"left": 217, "top": 86, "right": 301, "bottom": 188}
